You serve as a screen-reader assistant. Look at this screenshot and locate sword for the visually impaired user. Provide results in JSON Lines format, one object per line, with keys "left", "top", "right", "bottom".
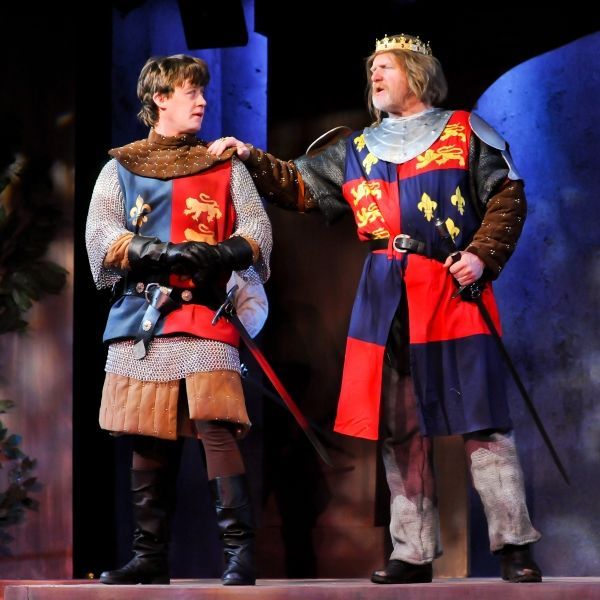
{"left": 239, "top": 368, "right": 356, "bottom": 464}
{"left": 212, "top": 286, "right": 334, "bottom": 467}
{"left": 434, "top": 218, "right": 570, "bottom": 485}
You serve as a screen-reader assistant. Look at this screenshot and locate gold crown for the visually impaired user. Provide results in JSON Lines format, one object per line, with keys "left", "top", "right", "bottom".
{"left": 375, "top": 34, "right": 432, "bottom": 56}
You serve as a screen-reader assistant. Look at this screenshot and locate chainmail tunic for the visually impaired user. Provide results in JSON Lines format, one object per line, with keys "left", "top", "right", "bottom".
{"left": 85, "top": 157, "right": 272, "bottom": 381}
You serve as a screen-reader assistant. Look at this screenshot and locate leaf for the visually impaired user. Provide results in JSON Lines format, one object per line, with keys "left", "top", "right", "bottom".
{"left": 11, "top": 271, "right": 41, "bottom": 301}
{"left": 3, "top": 448, "right": 22, "bottom": 460}
{"left": 21, "top": 457, "right": 36, "bottom": 471}
{"left": 10, "top": 288, "right": 32, "bottom": 312}
{"left": 31, "top": 261, "right": 68, "bottom": 294}
{"left": 0, "top": 400, "right": 14, "bottom": 414}
{"left": 6, "top": 434, "right": 22, "bottom": 447}
{"left": 22, "top": 498, "right": 39, "bottom": 511}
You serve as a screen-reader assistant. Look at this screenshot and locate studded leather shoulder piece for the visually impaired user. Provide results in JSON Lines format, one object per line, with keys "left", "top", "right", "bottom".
{"left": 109, "top": 130, "right": 236, "bottom": 179}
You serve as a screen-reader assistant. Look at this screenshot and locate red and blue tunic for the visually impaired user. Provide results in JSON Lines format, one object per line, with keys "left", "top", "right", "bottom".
{"left": 334, "top": 111, "right": 511, "bottom": 439}
{"left": 103, "top": 161, "right": 239, "bottom": 347}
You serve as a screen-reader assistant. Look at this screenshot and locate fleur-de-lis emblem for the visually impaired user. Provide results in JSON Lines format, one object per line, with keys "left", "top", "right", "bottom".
{"left": 130, "top": 195, "right": 152, "bottom": 228}
{"left": 354, "top": 134, "right": 366, "bottom": 152}
{"left": 417, "top": 193, "right": 437, "bottom": 222}
{"left": 451, "top": 186, "right": 465, "bottom": 215}
{"left": 362, "top": 153, "right": 379, "bottom": 175}
{"left": 445, "top": 217, "right": 460, "bottom": 239}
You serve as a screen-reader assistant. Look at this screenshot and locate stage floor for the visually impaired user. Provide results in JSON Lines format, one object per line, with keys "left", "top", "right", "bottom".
{"left": 3, "top": 578, "right": 600, "bottom": 599}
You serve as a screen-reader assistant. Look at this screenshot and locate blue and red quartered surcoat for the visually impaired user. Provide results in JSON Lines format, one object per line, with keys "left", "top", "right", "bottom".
{"left": 334, "top": 111, "right": 512, "bottom": 439}
{"left": 103, "top": 161, "right": 239, "bottom": 348}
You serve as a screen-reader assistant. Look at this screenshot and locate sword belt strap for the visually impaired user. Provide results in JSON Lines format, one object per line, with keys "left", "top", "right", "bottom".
{"left": 131, "top": 284, "right": 177, "bottom": 360}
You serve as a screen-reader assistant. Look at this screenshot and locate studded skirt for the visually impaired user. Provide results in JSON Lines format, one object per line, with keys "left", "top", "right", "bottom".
{"left": 99, "top": 370, "right": 250, "bottom": 440}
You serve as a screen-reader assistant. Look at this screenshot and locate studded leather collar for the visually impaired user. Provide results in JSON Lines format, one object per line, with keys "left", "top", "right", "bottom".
{"left": 108, "top": 130, "right": 235, "bottom": 180}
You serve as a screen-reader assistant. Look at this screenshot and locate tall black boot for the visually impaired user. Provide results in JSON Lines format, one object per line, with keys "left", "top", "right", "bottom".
{"left": 209, "top": 474, "right": 257, "bottom": 585}
{"left": 100, "top": 469, "right": 170, "bottom": 584}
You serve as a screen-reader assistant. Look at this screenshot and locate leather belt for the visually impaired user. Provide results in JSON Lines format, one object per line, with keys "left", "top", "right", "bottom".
{"left": 368, "top": 235, "right": 447, "bottom": 263}
{"left": 113, "top": 279, "right": 215, "bottom": 360}
{"left": 120, "top": 280, "right": 210, "bottom": 305}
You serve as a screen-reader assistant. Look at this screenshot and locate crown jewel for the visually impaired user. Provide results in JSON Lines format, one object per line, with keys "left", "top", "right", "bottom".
{"left": 375, "top": 34, "right": 432, "bottom": 56}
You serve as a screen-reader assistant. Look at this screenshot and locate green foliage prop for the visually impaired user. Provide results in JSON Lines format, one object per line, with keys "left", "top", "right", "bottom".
{"left": 0, "top": 144, "right": 68, "bottom": 551}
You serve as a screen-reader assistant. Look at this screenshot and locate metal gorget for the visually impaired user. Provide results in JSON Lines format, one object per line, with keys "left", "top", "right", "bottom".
{"left": 363, "top": 108, "right": 453, "bottom": 164}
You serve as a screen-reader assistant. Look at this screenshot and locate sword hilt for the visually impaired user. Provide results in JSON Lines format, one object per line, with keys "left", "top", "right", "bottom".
{"left": 434, "top": 217, "right": 460, "bottom": 260}
{"left": 434, "top": 218, "right": 482, "bottom": 302}
{"left": 211, "top": 284, "right": 238, "bottom": 326}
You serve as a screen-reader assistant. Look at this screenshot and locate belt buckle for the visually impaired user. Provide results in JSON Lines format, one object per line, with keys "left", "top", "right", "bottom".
{"left": 392, "top": 234, "right": 411, "bottom": 253}
{"left": 144, "top": 282, "right": 171, "bottom": 303}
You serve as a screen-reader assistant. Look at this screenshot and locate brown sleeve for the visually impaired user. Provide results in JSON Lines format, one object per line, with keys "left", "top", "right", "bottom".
{"left": 244, "top": 145, "right": 317, "bottom": 212}
{"left": 465, "top": 179, "right": 527, "bottom": 279}
{"left": 103, "top": 232, "right": 134, "bottom": 270}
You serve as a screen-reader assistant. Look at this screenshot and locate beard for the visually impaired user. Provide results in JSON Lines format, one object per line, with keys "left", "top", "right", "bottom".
{"left": 371, "top": 93, "right": 388, "bottom": 112}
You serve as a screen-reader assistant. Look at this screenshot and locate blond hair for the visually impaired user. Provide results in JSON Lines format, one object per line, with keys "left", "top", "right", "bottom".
{"left": 365, "top": 49, "right": 447, "bottom": 123}
{"left": 137, "top": 54, "right": 210, "bottom": 128}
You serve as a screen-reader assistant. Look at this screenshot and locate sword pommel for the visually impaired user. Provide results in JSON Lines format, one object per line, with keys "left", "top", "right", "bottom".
{"left": 434, "top": 217, "right": 461, "bottom": 263}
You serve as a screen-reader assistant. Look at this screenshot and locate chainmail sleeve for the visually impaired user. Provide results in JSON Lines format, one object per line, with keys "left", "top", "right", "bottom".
{"left": 85, "top": 159, "right": 129, "bottom": 289}
{"left": 466, "top": 137, "right": 527, "bottom": 279}
{"left": 230, "top": 156, "right": 272, "bottom": 284}
{"left": 295, "top": 138, "right": 349, "bottom": 223}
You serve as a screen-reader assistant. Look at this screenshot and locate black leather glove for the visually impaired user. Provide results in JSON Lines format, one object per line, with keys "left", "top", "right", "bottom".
{"left": 179, "top": 237, "right": 255, "bottom": 284}
{"left": 128, "top": 235, "right": 254, "bottom": 278}
{"left": 165, "top": 241, "right": 220, "bottom": 275}
{"left": 127, "top": 235, "right": 170, "bottom": 270}
{"left": 213, "top": 236, "right": 254, "bottom": 271}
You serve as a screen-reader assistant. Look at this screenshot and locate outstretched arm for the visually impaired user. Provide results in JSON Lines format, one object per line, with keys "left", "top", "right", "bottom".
{"left": 208, "top": 135, "right": 349, "bottom": 223}
{"left": 209, "top": 136, "right": 314, "bottom": 212}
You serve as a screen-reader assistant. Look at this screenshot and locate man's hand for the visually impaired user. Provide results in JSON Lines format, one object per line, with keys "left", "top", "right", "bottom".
{"left": 167, "top": 237, "right": 254, "bottom": 280}
{"left": 443, "top": 251, "right": 484, "bottom": 286}
{"left": 207, "top": 136, "right": 250, "bottom": 160}
{"left": 166, "top": 242, "right": 219, "bottom": 274}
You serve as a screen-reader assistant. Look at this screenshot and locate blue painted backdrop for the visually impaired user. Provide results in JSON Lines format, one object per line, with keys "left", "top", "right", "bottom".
{"left": 471, "top": 32, "right": 600, "bottom": 575}
{"left": 112, "top": 0, "right": 266, "bottom": 148}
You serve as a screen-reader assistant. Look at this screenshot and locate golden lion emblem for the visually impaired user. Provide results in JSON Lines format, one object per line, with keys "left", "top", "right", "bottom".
{"left": 183, "top": 193, "right": 222, "bottom": 243}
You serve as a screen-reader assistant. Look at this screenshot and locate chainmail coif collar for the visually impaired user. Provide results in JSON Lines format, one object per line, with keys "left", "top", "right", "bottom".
{"left": 108, "top": 129, "right": 235, "bottom": 180}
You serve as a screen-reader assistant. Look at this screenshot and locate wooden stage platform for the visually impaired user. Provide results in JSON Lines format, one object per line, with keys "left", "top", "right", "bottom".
{"left": 2, "top": 578, "right": 600, "bottom": 600}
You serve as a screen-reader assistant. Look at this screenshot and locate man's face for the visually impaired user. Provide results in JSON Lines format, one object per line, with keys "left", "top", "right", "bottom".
{"left": 370, "top": 52, "right": 418, "bottom": 117}
{"left": 153, "top": 81, "right": 206, "bottom": 136}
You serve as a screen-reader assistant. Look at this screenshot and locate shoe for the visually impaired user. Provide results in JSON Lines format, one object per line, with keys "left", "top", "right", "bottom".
{"left": 99, "top": 556, "right": 169, "bottom": 585}
{"left": 499, "top": 544, "right": 542, "bottom": 583}
{"left": 100, "top": 469, "right": 170, "bottom": 585}
{"left": 209, "top": 474, "right": 257, "bottom": 586}
{"left": 371, "top": 559, "right": 433, "bottom": 584}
